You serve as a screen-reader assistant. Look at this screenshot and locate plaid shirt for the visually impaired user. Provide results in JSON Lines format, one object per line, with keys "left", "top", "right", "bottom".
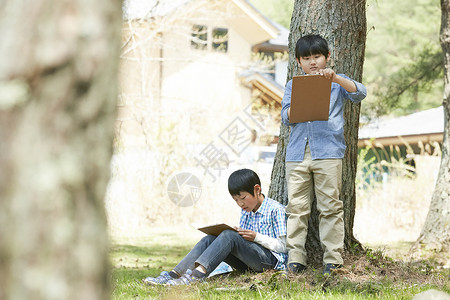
{"left": 239, "top": 197, "right": 288, "bottom": 270}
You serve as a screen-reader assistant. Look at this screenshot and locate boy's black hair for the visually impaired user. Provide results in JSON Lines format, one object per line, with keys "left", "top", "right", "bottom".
{"left": 295, "top": 34, "right": 329, "bottom": 59}
{"left": 228, "top": 169, "right": 261, "bottom": 196}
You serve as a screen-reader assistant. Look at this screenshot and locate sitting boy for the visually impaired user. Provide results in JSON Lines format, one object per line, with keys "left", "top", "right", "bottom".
{"left": 144, "top": 168, "right": 288, "bottom": 285}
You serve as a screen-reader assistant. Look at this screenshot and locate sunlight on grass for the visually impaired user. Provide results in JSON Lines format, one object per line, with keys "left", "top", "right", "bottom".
{"left": 109, "top": 230, "right": 450, "bottom": 299}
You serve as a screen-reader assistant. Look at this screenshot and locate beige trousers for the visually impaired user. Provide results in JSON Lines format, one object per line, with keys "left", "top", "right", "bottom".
{"left": 286, "top": 143, "right": 344, "bottom": 265}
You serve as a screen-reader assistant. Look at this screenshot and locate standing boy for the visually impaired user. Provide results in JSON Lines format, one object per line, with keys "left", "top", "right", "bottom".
{"left": 281, "top": 35, "right": 367, "bottom": 275}
{"left": 143, "top": 168, "right": 288, "bottom": 285}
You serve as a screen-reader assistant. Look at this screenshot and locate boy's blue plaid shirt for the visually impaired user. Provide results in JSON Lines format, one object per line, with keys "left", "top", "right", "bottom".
{"left": 239, "top": 196, "right": 288, "bottom": 270}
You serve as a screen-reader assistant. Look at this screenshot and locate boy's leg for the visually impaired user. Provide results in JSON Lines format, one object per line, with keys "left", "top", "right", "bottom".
{"left": 285, "top": 147, "right": 312, "bottom": 266}
{"left": 195, "top": 230, "right": 277, "bottom": 274}
{"left": 311, "top": 158, "right": 344, "bottom": 265}
{"left": 172, "top": 235, "right": 217, "bottom": 276}
{"left": 222, "top": 254, "right": 251, "bottom": 273}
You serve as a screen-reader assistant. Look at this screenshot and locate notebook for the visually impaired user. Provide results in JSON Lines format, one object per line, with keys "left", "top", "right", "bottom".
{"left": 290, "top": 75, "right": 332, "bottom": 123}
{"left": 197, "top": 223, "right": 237, "bottom": 236}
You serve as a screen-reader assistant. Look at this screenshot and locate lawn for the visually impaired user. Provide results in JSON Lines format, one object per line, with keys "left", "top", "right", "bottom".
{"left": 109, "top": 230, "right": 449, "bottom": 299}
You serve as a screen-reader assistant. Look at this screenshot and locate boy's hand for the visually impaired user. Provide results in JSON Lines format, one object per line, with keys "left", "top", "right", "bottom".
{"left": 317, "top": 68, "right": 336, "bottom": 81}
{"left": 238, "top": 229, "right": 256, "bottom": 241}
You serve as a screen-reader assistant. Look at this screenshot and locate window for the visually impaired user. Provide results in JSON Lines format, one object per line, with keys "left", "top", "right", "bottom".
{"left": 191, "top": 25, "right": 207, "bottom": 50}
{"left": 191, "top": 25, "right": 229, "bottom": 53}
{"left": 212, "top": 28, "right": 228, "bottom": 52}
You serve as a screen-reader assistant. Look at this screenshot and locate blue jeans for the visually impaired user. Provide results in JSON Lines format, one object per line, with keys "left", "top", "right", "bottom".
{"left": 173, "top": 230, "right": 277, "bottom": 275}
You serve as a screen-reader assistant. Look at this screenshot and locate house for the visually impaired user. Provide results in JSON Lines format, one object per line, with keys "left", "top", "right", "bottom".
{"left": 106, "top": 0, "right": 290, "bottom": 234}
{"left": 358, "top": 106, "right": 443, "bottom": 155}
{"left": 357, "top": 106, "right": 443, "bottom": 182}
{"left": 118, "top": 0, "right": 288, "bottom": 150}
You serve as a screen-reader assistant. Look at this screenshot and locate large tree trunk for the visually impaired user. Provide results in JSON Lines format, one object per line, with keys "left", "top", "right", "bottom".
{"left": 269, "top": 0, "right": 366, "bottom": 266}
{"left": 413, "top": 0, "right": 450, "bottom": 258}
{"left": 0, "top": 1, "right": 121, "bottom": 299}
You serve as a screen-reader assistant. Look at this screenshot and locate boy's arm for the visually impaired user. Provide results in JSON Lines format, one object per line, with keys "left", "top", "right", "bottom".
{"left": 238, "top": 228, "right": 286, "bottom": 253}
{"left": 339, "top": 74, "right": 367, "bottom": 103}
{"left": 318, "top": 69, "right": 367, "bottom": 102}
{"left": 334, "top": 74, "right": 357, "bottom": 93}
{"left": 254, "top": 234, "right": 287, "bottom": 253}
{"left": 318, "top": 68, "right": 357, "bottom": 93}
{"left": 281, "top": 80, "right": 293, "bottom": 125}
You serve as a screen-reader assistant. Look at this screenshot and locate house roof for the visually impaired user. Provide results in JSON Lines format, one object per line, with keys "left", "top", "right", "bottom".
{"left": 231, "top": 0, "right": 279, "bottom": 40}
{"left": 358, "top": 106, "right": 444, "bottom": 147}
{"left": 268, "top": 22, "right": 289, "bottom": 47}
{"left": 239, "top": 70, "right": 284, "bottom": 106}
{"left": 252, "top": 22, "right": 289, "bottom": 52}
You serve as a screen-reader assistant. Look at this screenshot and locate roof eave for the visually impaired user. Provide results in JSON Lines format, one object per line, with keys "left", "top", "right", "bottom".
{"left": 231, "top": 0, "right": 279, "bottom": 40}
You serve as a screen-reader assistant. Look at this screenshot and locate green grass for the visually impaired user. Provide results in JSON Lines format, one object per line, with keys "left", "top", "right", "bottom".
{"left": 110, "top": 234, "right": 450, "bottom": 299}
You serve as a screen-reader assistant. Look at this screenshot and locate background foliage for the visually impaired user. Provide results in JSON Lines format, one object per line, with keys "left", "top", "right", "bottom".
{"left": 250, "top": 0, "right": 294, "bottom": 28}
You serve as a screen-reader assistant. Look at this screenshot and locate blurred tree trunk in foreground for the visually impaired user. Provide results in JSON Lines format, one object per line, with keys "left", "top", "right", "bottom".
{"left": 0, "top": 1, "right": 121, "bottom": 299}
{"left": 413, "top": 0, "right": 450, "bottom": 260}
{"left": 269, "top": 0, "right": 367, "bottom": 266}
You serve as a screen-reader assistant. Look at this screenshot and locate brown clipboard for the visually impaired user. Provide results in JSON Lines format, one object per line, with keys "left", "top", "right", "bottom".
{"left": 197, "top": 223, "right": 237, "bottom": 236}
{"left": 290, "top": 75, "right": 332, "bottom": 123}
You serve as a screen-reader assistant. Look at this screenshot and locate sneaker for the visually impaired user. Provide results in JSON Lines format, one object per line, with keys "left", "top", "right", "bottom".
{"left": 165, "top": 269, "right": 201, "bottom": 286}
{"left": 323, "top": 263, "right": 343, "bottom": 276}
{"left": 288, "top": 262, "right": 307, "bottom": 273}
{"left": 143, "top": 271, "right": 173, "bottom": 285}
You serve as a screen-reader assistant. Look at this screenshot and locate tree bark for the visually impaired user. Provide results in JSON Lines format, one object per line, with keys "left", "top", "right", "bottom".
{"left": 413, "top": 0, "right": 450, "bottom": 258}
{"left": 269, "top": 0, "right": 366, "bottom": 266}
{"left": 0, "top": 1, "right": 121, "bottom": 299}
